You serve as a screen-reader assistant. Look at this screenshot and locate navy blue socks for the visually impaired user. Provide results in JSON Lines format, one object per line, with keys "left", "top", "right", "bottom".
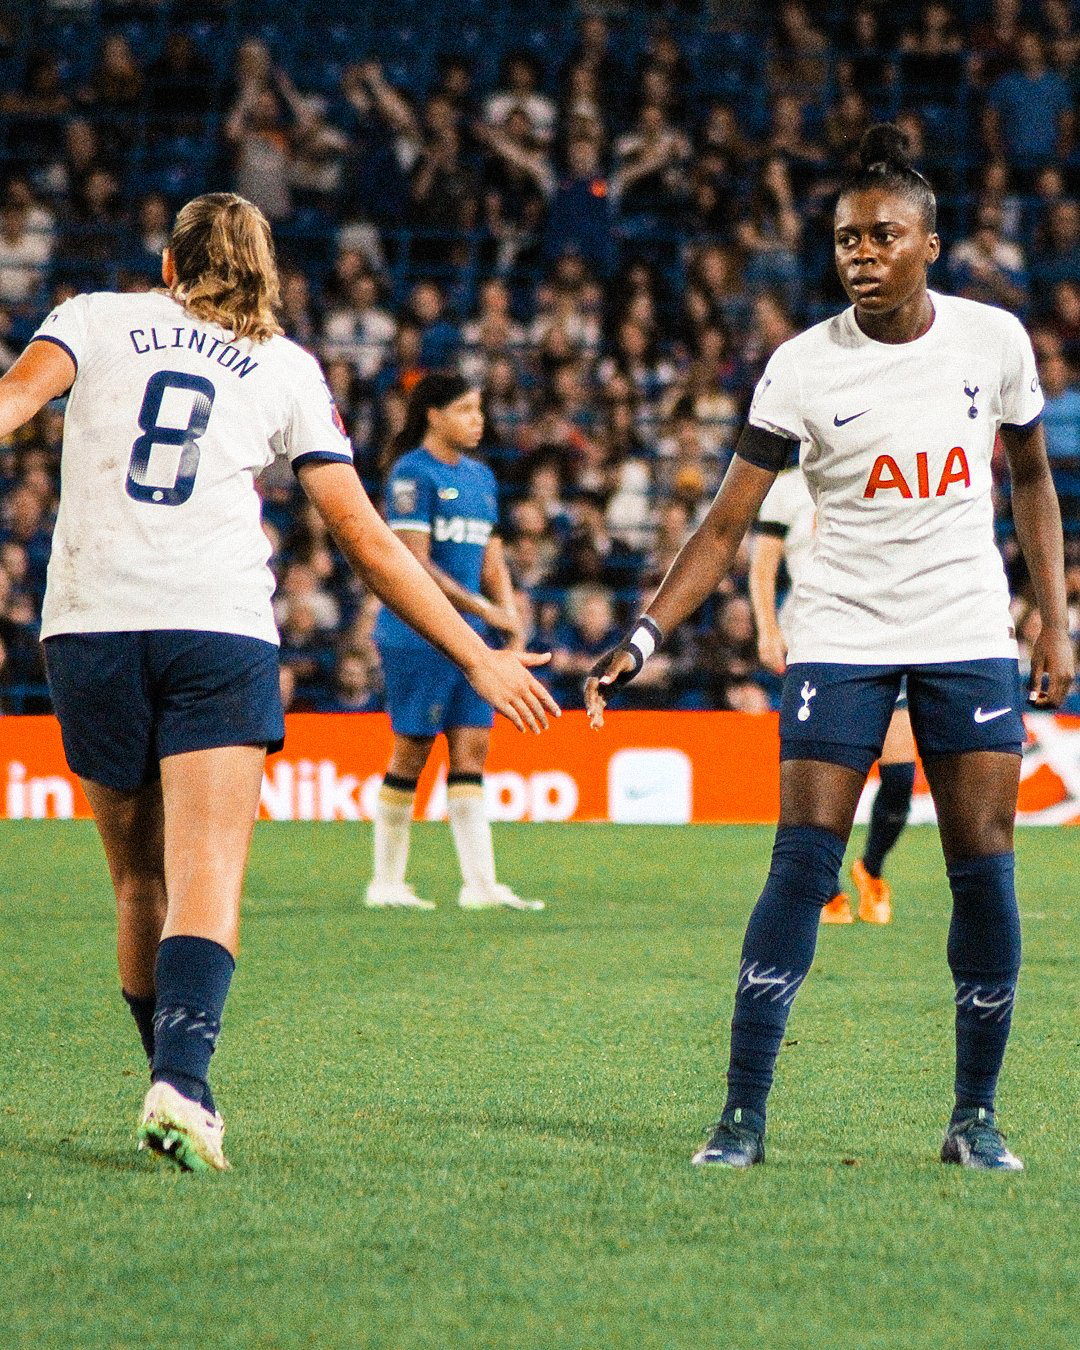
{"left": 946, "top": 852, "right": 1021, "bottom": 1118}
{"left": 152, "top": 935, "right": 235, "bottom": 1116}
{"left": 122, "top": 990, "right": 156, "bottom": 1066}
{"left": 724, "top": 825, "right": 846, "bottom": 1121}
{"left": 861, "top": 761, "right": 915, "bottom": 878}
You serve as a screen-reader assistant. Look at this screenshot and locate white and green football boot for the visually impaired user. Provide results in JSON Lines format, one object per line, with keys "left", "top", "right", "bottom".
{"left": 138, "top": 1081, "right": 229, "bottom": 1173}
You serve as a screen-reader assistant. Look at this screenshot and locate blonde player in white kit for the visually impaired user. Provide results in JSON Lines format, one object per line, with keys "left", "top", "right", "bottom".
{"left": 0, "top": 193, "right": 558, "bottom": 1172}
{"left": 587, "top": 126, "right": 1073, "bottom": 1170}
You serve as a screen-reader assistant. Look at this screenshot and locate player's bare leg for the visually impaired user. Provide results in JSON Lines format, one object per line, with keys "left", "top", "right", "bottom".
{"left": 924, "top": 750, "right": 1024, "bottom": 1169}
{"left": 695, "top": 759, "right": 866, "bottom": 1164}
{"left": 81, "top": 777, "right": 167, "bottom": 1001}
{"left": 82, "top": 776, "right": 167, "bottom": 1073}
{"left": 367, "top": 733, "right": 437, "bottom": 909}
{"left": 447, "top": 725, "right": 543, "bottom": 911}
{"left": 158, "top": 744, "right": 264, "bottom": 954}
{"left": 135, "top": 744, "right": 265, "bottom": 1172}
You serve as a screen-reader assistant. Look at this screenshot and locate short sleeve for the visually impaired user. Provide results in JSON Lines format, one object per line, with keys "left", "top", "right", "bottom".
{"left": 30, "top": 295, "right": 91, "bottom": 374}
{"left": 385, "top": 462, "right": 435, "bottom": 533}
{"left": 283, "top": 351, "right": 355, "bottom": 473}
{"left": 747, "top": 341, "right": 807, "bottom": 443}
{"left": 999, "top": 317, "right": 1044, "bottom": 431}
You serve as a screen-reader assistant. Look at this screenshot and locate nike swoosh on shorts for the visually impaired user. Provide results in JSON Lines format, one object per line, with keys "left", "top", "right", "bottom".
{"left": 973, "top": 707, "right": 1011, "bottom": 723}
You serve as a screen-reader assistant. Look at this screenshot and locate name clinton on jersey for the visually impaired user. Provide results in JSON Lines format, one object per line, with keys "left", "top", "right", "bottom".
{"left": 128, "top": 325, "right": 259, "bottom": 379}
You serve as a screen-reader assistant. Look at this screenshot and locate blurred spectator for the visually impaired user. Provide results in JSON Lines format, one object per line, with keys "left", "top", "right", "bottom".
{"left": 313, "top": 649, "right": 382, "bottom": 713}
{"left": 949, "top": 204, "right": 1028, "bottom": 312}
{"left": 483, "top": 53, "right": 556, "bottom": 146}
{"left": 0, "top": 197, "right": 53, "bottom": 306}
{"left": 224, "top": 64, "right": 294, "bottom": 221}
{"left": 548, "top": 586, "right": 622, "bottom": 705}
{"left": 278, "top": 600, "right": 336, "bottom": 702}
{"left": 768, "top": 2, "right": 830, "bottom": 103}
{"left": 1032, "top": 202, "right": 1080, "bottom": 307}
{"left": 0, "top": 49, "right": 71, "bottom": 162}
{"left": 698, "top": 595, "right": 764, "bottom": 709}
{"left": 543, "top": 137, "right": 616, "bottom": 279}
{"left": 737, "top": 157, "right": 804, "bottom": 311}
{"left": 273, "top": 560, "right": 340, "bottom": 632}
{"left": 1039, "top": 351, "right": 1080, "bottom": 534}
{"left": 983, "top": 31, "right": 1074, "bottom": 174}
{"left": 612, "top": 103, "right": 692, "bottom": 227}
{"left": 900, "top": 2, "right": 966, "bottom": 107}
{"left": 1040, "top": 0, "right": 1079, "bottom": 80}
{"left": 147, "top": 30, "right": 215, "bottom": 135}
{"left": 324, "top": 271, "right": 397, "bottom": 380}
{"left": 838, "top": 6, "right": 897, "bottom": 103}
{"left": 971, "top": 0, "right": 1023, "bottom": 89}
{"left": 278, "top": 267, "right": 319, "bottom": 348}
{"left": 405, "top": 281, "right": 459, "bottom": 368}
{"left": 1045, "top": 281, "right": 1080, "bottom": 366}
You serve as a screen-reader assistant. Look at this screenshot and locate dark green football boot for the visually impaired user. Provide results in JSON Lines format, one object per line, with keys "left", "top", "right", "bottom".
{"left": 692, "top": 1107, "right": 766, "bottom": 1168}
{"left": 941, "top": 1107, "right": 1023, "bottom": 1171}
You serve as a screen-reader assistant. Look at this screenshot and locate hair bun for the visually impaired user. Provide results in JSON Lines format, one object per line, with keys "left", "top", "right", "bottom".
{"left": 857, "top": 123, "right": 911, "bottom": 172}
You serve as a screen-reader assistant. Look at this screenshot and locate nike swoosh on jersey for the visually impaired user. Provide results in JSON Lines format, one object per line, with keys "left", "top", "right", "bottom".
{"left": 974, "top": 707, "right": 1011, "bottom": 723}
{"left": 833, "top": 409, "right": 871, "bottom": 426}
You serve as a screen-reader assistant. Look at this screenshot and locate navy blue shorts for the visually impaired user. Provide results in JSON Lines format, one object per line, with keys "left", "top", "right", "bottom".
{"left": 377, "top": 640, "right": 493, "bottom": 738}
{"left": 44, "top": 630, "right": 285, "bottom": 792}
{"left": 779, "top": 659, "right": 1025, "bottom": 775}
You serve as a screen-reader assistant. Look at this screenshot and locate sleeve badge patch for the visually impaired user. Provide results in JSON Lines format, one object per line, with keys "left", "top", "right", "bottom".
{"left": 392, "top": 478, "right": 418, "bottom": 515}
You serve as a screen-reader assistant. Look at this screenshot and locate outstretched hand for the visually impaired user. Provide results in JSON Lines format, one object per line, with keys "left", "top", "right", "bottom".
{"left": 584, "top": 647, "right": 637, "bottom": 729}
{"left": 467, "top": 649, "right": 560, "bottom": 733}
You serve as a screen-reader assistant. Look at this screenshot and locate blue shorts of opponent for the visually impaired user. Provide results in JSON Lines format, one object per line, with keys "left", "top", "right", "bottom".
{"left": 377, "top": 640, "right": 494, "bottom": 737}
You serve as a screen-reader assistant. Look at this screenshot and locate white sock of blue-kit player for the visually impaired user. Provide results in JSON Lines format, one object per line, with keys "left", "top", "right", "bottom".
{"left": 372, "top": 781, "right": 415, "bottom": 885}
{"left": 447, "top": 782, "right": 496, "bottom": 890}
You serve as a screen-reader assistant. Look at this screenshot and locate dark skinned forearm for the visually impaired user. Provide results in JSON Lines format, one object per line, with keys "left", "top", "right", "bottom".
{"left": 1002, "top": 422, "right": 1068, "bottom": 631}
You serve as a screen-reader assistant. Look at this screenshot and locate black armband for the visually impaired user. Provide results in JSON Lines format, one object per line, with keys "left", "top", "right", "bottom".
{"left": 735, "top": 423, "right": 800, "bottom": 472}
{"left": 751, "top": 520, "right": 789, "bottom": 539}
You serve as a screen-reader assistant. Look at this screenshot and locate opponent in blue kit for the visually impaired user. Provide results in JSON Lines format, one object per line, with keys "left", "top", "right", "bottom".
{"left": 588, "top": 126, "right": 1073, "bottom": 1171}
{"left": 0, "top": 194, "right": 556, "bottom": 1172}
{"left": 368, "top": 374, "right": 545, "bottom": 910}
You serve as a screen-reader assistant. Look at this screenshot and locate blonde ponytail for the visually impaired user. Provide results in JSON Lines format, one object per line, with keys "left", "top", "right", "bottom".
{"left": 168, "top": 192, "right": 283, "bottom": 343}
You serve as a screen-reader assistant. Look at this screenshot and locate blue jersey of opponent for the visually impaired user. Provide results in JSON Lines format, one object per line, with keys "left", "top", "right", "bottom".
{"left": 373, "top": 446, "right": 498, "bottom": 649}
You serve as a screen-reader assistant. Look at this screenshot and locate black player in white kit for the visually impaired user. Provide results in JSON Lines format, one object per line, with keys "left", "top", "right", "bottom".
{"left": 587, "top": 127, "right": 1073, "bottom": 1170}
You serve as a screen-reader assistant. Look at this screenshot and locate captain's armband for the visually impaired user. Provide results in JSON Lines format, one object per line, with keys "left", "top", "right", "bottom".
{"left": 735, "top": 424, "right": 800, "bottom": 473}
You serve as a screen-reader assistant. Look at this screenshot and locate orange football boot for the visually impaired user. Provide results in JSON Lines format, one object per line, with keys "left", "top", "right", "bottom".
{"left": 820, "top": 892, "right": 854, "bottom": 924}
{"left": 851, "top": 858, "right": 892, "bottom": 924}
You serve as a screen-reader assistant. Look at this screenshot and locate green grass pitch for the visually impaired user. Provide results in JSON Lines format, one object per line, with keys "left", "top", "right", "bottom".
{"left": 2, "top": 820, "right": 1078, "bottom": 1349}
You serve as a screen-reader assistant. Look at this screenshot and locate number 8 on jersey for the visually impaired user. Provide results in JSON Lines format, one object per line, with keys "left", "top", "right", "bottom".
{"left": 125, "top": 370, "right": 216, "bottom": 507}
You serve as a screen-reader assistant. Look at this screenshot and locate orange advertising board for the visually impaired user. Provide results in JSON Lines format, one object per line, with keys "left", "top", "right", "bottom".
{"left": 1, "top": 710, "right": 1078, "bottom": 824}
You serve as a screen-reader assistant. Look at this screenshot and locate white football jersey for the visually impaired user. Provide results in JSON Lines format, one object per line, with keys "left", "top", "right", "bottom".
{"left": 34, "top": 291, "right": 354, "bottom": 644}
{"left": 755, "top": 467, "right": 815, "bottom": 639}
{"left": 748, "top": 292, "right": 1043, "bottom": 664}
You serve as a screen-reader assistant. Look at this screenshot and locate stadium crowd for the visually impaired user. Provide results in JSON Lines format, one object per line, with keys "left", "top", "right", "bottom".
{"left": 1, "top": 0, "right": 1079, "bottom": 714}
